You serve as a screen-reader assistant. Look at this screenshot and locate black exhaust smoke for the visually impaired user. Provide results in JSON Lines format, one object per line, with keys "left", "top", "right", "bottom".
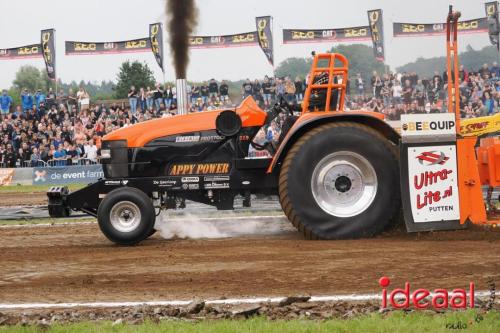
{"left": 166, "top": 0, "right": 198, "bottom": 79}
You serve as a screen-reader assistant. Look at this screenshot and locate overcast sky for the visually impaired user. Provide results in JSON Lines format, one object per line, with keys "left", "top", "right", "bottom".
{"left": 0, "top": 0, "right": 494, "bottom": 88}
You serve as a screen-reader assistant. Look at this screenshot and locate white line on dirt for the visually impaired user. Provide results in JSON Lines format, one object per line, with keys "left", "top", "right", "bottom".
{"left": 0, "top": 215, "right": 286, "bottom": 229}
{"left": 0, "top": 291, "right": 494, "bottom": 310}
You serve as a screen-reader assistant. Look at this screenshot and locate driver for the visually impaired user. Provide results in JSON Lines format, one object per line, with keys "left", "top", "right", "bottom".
{"left": 308, "top": 72, "right": 339, "bottom": 111}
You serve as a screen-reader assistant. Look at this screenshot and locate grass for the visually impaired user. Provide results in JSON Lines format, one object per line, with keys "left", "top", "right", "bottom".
{"left": 0, "top": 184, "right": 85, "bottom": 193}
{"left": 0, "top": 311, "right": 498, "bottom": 333}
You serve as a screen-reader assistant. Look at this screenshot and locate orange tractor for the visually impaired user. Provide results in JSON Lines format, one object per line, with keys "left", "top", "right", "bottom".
{"left": 48, "top": 7, "right": 499, "bottom": 244}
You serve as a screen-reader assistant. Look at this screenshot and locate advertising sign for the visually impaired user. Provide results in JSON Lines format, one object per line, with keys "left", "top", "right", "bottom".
{"left": 33, "top": 165, "right": 103, "bottom": 185}
{"left": 407, "top": 145, "right": 460, "bottom": 222}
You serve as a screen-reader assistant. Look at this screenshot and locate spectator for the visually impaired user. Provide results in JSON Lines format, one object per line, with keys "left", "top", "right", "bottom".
{"left": 0, "top": 90, "right": 13, "bottom": 115}
{"left": 79, "top": 89, "right": 90, "bottom": 112}
{"left": 164, "top": 85, "right": 173, "bottom": 111}
{"left": 242, "top": 79, "right": 253, "bottom": 98}
{"left": 381, "top": 81, "right": 391, "bottom": 107}
{"left": 30, "top": 147, "right": 41, "bottom": 166}
{"left": 138, "top": 87, "right": 147, "bottom": 112}
{"left": 294, "top": 76, "right": 304, "bottom": 103}
{"left": 373, "top": 75, "right": 383, "bottom": 98}
{"left": 128, "top": 85, "right": 138, "bottom": 114}
{"left": 53, "top": 145, "right": 67, "bottom": 166}
{"left": 67, "top": 88, "right": 77, "bottom": 113}
{"left": 208, "top": 79, "right": 218, "bottom": 99}
{"left": 3, "top": 144, "right": 17, "bottom": 167}
{"left": 483, "top": 91, "right": 495, "bottom": 116}
{"left": 19, "top": 142, "right": 31, "bottom": 164}
{"left": 261, "top": 76, "right": 273, "bottom": 107}
{"left": 39, "top": 145, "right": 49, "bottom": 163}
{"left": 84, "top": 138, "right": 98, "bottom": 162}
{"left": 200, "top": 83, "right": 209, "bottom": 105}
{"left": 252, "top": 79, "right": 262, "bottom": 102}
{"left": 392, "top": 81, "right": 402, "bottom": 104}
{"left": 284, "top": 77, "right": 296, "bottom": 104}
{"left": 146, "top": 86, "right": 154, "bottom": 111}
{"left": 219, "top": 80, "right": 229, "bottom": 102}
{"left": 275, "top": 78, "right": 285, "bottom": 101}
{"left": 21, "top": 89, "right": 33, "bottom": 112}
{"left": 46, "top": 87, "right": 56, "bottom": 109}
{"left": 355, "top": 73, "right": 364, "bottom": 96}
{"left": 153, "top": 83, "right": 163, "bottom": 111}
{"left": 191, "top": 84, "right": 200, "bottom": 105}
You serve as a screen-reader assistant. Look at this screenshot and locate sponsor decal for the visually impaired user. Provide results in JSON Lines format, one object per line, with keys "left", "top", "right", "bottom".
{"left": 189, "top": 32, "right": 259, "bottom": 48}
{"left": 0, "top": 43, "right": 43, "bottom": 60}
{"left": 181, "top": 176, "right": 200, "bottom": 183}
{"left": 41, "top": 29, "right": 56, "bottom": 80}
{"left": 379, "top": 277, "right": 476, "bottom": 309}
{"left": 153, "top": 180, "right": 177, "bottom": 187}
{"left": 33, "top": 166, "right": 104, "bottom": 185}
{"left": 182, "top": 183, "right": 200, "bottom": 190}
{"left": 256, "top": 16, "right": 274, "bottom": 65}
{"left": 175, "top": 135, "right": 200, "bottom": 143}
{"left": 204, "top": 182, "right": 230, "bottom": 189}
{"left": 65, "top": 38, "right": 151, "bottom": 55}
{"left": 34, "top": 170, "right": 47, "bottom": 182}
{"left": 367, "top": 9, "right": 385, "bottom": 61}
{"left": 460, "top": 113, "right": 499, "bottom": 137}
{"left": 169, "top": 163, "right": 230, "bottom": 176}
{"left": 416, "top": 151, "right": 449, "bottom": 166}
{"left": 393, "top": 17, "right": 488, "bottom": 37}
{"left": 401, "top": 114, "right": 456, "bottom": 137}
{"left": 200, "top": 135, "right": 224, "bottom": 142}
{"left": 408, "top": 145, "right": 460, "bottom": 221}
{"left": 204, "top": 175, "right": 230, "bottom": 182}
{"left": 149, "top": 22, "right": 164, "bottom": 72}
{"left": 105, "top": 180, "right": 129, "bottom": 186}
{"left": 0, "top": 168, "right": 15, "bottom": 185}
{"left": 283, "top": 26, "right": 371, "bottom": 44}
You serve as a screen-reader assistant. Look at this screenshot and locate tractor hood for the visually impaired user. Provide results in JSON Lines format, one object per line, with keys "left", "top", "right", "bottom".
{"left": 103, "top": 97, "right": 267, "bottom": 148}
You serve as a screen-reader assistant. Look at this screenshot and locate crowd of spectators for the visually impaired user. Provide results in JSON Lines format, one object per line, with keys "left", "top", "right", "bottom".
{"left": 348, "top": 62, "right": 500, "bottom": 120}
{"left": 0, "top": 62, "right": 498, "bottom": 168}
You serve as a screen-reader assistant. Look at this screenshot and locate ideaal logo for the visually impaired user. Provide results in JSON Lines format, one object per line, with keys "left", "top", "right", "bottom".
{"left": 379, "top": 277, "right": 475, "bottom": 309}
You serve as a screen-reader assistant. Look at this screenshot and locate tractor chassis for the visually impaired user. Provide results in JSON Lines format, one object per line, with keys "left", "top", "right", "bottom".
{"left": 48, "top": 157, "right": 278, "bottom": 217}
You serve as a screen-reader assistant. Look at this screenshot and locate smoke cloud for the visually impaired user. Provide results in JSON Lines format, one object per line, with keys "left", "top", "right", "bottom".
{"left": 154, "top": 212, "right": 292, "bottom": 240}
{"left": 166, "top": 0, "right": 198, "bottom": 78}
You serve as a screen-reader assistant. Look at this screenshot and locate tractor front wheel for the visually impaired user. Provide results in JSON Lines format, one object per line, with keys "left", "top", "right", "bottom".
{"left": 279, "top": 122, "right": 400, "bottom": 239}
{"left": 97, "top": 187, "right": 156, "bottom": 245}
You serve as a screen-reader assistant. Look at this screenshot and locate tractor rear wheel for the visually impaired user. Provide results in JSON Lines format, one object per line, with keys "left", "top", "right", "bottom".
{"left": 97, "top": 187, "right": 156, "bottom": 245}
{"left": 279, "top": 122, "right": 400, "bottom": 239}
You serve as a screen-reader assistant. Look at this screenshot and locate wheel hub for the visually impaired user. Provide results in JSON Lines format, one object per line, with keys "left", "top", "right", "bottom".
{"left": 110, "top": 201, "right": 142, "bottom": 233}
{"left": 334, "top": 175, "right": 352, "bottom": 193}
{"left": 311, "top": 151, "right": 378, "bottom": 217}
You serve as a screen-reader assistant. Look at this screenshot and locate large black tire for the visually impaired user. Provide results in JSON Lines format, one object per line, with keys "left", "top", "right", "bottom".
{"left": 279, "top": 122, "right": 400, "bottom": 239}
{"left": 97, "top": 187, "right": 156, "bottom": 245}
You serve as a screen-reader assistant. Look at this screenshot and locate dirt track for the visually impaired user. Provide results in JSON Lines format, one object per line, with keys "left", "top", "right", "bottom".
{"left": 0, "top": 192, "right": 47, "bottom": 207}
{"left": 0, "top": 220, "right": 499, "bottom": 305}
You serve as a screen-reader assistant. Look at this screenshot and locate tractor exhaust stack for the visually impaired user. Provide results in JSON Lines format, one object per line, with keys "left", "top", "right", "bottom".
{"left": 176, "top": 78, "right": 188, "bottom": 115}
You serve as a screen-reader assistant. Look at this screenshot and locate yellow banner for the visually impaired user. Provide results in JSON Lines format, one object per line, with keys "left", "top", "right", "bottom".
{"left": 460, "top": 114, "right": 500, "bottom": 137}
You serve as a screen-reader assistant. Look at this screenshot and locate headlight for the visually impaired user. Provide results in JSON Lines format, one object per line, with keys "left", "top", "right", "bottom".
{"left": 100, "top": 149, "right": 111, "bottom": 159}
